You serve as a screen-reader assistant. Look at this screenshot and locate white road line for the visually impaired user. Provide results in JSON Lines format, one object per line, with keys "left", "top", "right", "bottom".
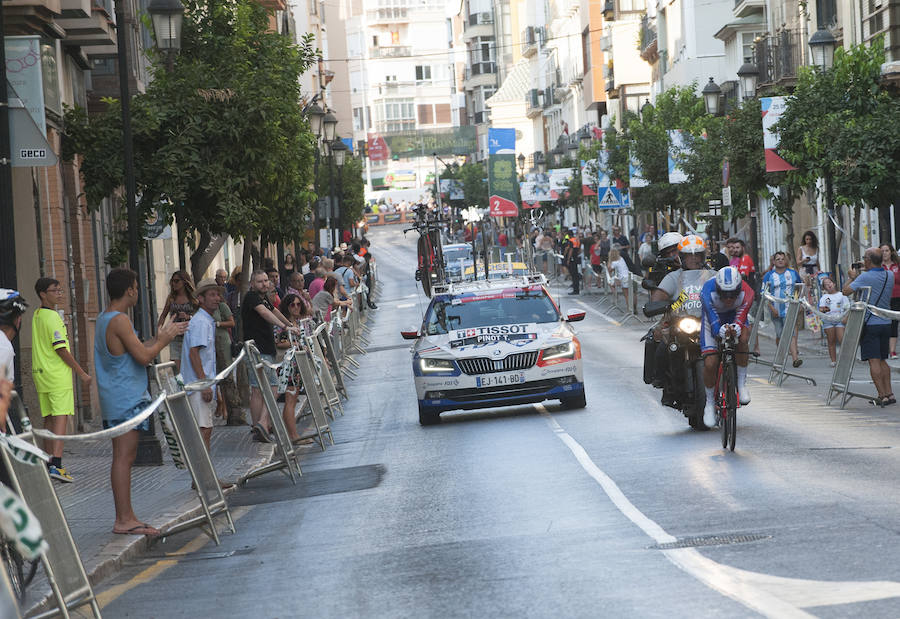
{"left": 397, "top": 303, "right": 416, "bottom": 308}
{"left": 535, "top": 403, "right": 900, "bottom": 616}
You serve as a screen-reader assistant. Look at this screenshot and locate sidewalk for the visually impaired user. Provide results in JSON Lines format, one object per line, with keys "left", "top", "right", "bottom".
{"left": 25, "top": 414, "right": 274, "bottom": 613}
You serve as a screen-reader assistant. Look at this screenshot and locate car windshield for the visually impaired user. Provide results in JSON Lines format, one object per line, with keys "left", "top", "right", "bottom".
{"left": 424, "top": 287, "right": 559, "bottom": 335}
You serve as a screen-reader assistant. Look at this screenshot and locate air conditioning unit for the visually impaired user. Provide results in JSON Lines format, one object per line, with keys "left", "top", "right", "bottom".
{"left": 480, "top": 11, "right": 492, "bottom": 23}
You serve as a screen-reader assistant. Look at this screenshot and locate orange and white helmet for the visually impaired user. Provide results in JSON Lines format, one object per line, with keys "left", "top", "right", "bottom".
{"left": 677, "top": 234, "right": 706, "bottom": 254}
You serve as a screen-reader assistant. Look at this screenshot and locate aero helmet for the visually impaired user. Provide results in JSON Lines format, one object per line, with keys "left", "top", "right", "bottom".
{"left": 658, "top": 232, "right": 684, "bottom": 253}
{"left": 0, "top": 289, "right": 28, "bottom": 326}
{"left": 715, "top": 266, "right": 742, "bottom": 297}
{"left": 677, "top": 234, "right": 706, "bottom": 254}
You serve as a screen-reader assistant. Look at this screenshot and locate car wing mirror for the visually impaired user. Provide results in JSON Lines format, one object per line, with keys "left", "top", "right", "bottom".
{"left": 565, "top": 310, "right": 586, "bottom": 322}
{"left": 400, "top": 329, "right": 420, "bottom": 340}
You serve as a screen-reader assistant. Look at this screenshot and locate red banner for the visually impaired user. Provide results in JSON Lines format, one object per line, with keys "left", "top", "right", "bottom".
{"left": 489, "top": 195, "right": 518, "bottom": 217}
{"left": 367, "top": 134, "right": 390, "bottom": 162}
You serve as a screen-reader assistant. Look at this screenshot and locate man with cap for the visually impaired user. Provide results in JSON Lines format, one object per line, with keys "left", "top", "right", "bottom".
{"left": 182, "top": 278, "right": 231, "bottom": 486}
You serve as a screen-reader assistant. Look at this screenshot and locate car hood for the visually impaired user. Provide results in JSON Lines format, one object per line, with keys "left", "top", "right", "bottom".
{"left": 414, "top": 321, "right": 574, "bottom": 359}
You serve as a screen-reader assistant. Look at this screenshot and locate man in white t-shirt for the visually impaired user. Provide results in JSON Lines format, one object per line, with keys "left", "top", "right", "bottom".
{"left": 0, "top": 289, "right": 28, "bottom": 382}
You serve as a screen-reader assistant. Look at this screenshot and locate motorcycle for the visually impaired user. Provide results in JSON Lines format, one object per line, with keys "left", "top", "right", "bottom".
{"left": 641, "top": 286, "right": 709, "bottom": 430}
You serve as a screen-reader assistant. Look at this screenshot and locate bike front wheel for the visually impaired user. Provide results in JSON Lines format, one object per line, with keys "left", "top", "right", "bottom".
{"left": 722, "top": 360, "right": 738, "bottom": 451}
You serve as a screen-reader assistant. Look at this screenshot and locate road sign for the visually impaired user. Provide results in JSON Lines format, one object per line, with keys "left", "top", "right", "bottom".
{"left": 723, "top": 186, "right": 732, "bottom": 207}
{"left": 598, "top": 186, "right": 627, "bottom": 209}
{"left": 707, "top": 200, "right": 722, "bottom": 216}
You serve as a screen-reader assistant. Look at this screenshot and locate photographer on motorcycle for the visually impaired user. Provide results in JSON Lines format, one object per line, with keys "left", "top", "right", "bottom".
{"left": 646, "top": 232, "right": 684, "bottom": 286}
{"left": 645, "top": 235, "right": 714, "bottom": 411}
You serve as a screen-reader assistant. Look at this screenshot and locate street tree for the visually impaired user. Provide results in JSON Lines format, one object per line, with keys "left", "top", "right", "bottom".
{"left": 63, "top": 0, "right": 319, "bottom": 283}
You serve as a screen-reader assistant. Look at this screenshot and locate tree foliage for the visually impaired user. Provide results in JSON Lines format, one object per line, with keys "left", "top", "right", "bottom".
{"left": 776, "top": 37, "right": 900, "bottom": 209}
{"left": 63, "top": 0, "right": 319, "bottom": 276}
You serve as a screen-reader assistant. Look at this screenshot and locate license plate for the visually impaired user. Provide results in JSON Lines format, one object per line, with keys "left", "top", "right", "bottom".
{"left": 476, "top": 372, "right": 526, "bottom": 388}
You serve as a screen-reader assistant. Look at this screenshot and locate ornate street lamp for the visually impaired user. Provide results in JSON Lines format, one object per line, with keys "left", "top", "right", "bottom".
{"left": 737, "top": 61, "right": 759, "bottom": 100}
{"left": 147, "top": 0, "right": 184, "bottom": 52}
{"left": 307, "top": 103, "right": 325, "bottom": 137}
{"left": 322, "top": 111, "right": 338, "bottom": 142}
{"left": 809, "top": 28, "right": 836, "bottom": 72}
{"left": 578, "top": 127, "right": 592, "bottom": 149}
{"left": 517, "top": 153, "right": 526, "bottom": 173}
{"left": 332, "top": 138, "right": 348, "bottom": 168}
{"left": 702, "top": 77, "right": 722, "bottom": 116}
{"left": 534, "top": 151, "right": 546, "bottom": 174}
{"left": 550, "top": 144, "right": 564, "bottom": 168}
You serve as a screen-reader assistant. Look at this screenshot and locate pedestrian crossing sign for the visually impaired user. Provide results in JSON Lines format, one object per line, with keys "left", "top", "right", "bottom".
{"left": 597, "top": 186, "right": 627, "bottom": 209}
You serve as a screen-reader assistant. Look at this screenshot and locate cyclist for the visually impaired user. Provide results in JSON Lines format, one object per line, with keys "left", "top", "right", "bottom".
{"left": 0, "top": 289, "right": 28, "bottom": 385}
{"left": 700, "top": 266, "right": 754, "bottom": 428}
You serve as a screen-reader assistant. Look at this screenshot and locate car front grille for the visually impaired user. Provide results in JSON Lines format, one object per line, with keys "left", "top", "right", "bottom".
{"left": 458, "top": 351, "right": 539, "bottom": 375}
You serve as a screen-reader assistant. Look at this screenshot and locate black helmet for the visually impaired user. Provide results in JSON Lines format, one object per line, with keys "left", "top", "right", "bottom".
{"left": 0, "top": 289, "right": 28, "bottom": 326}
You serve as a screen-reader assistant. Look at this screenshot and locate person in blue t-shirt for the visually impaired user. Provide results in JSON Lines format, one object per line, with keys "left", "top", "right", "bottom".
{"left": 761, "top": 251, "right": 803, "bottom": 367}
{"left": 844, "top": 247, "right": 897, "bottom": 406}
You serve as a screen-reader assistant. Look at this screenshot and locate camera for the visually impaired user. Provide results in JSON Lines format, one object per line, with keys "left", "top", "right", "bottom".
{"left": 852, "top": 261, "right": 864, "bottom": 271}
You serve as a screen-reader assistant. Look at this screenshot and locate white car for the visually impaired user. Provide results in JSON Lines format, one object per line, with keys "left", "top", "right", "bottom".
{"left": 401, "top": 274, "right": 586, "bottom": 425}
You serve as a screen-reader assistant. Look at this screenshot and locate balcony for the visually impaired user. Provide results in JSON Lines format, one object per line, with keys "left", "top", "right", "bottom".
{"left": 58, "top": 6, "right": 116, "bottom": 49}
{"left": 602, "top": 0, "right": 615, "bottom": 20}
{"left": 526, "top": 88, "right": 542, "bottom": 118}
{"left": 522, "top": 26, "right": 538, "bottom": 57}
{"left": 369, "top": 46, "right": 411, "bottom": 58}
{"left": 366, "top": 7, "right": 409, "bottom": 24}
{"left": 639, "top": 14, "right": 658, "bottom": 62}
{"left": 464, "top": 62, "right": 497, "bottom": 88}
{"left": 755, "top": 30, "right": 801, "bottom": 88}
{"left": 468, "top": 11, "right": 493, "bottom": 26}
{"left": 463, "top": 13, "right": 494, "bottom": 41}
{"left": 733, "top": 0, "right": 764, "bottom": 18}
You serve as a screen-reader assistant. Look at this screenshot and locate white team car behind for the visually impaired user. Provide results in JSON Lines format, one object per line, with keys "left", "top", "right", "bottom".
{"left": 401, "top": 275, "right": 586, "bottom": 425}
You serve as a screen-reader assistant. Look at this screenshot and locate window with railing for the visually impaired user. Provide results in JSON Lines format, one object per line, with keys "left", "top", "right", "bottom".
{"left": 754, "top": 30, "right": 801, "bottom": 85}
{"left": 861, "top": 0, "right": 888, "bottom": 41}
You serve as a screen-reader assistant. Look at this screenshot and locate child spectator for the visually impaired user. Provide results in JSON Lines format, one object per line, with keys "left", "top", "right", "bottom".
{"left": 32, "top": 278, "right": 92, "bottom": 483}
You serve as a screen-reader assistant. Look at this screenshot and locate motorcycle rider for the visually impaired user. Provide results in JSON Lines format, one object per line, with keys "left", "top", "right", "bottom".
{"left": 700, "top": 266, "right": 754, "bottom": 428}
{"left": 649, "top": 235, "right": 714, "bottom": 406}
{"left": 646, "top": 232, "right": 684, "bottom": 286}
{"left": 642, "top": 232, "right": 682, "bottom": 389}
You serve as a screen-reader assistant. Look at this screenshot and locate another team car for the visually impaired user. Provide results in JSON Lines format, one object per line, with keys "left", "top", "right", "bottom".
{"left": 442, "top": 243, "right": 474, "bottom": 281}
{"left": 401, "top": 274, "right": 586, "bottom": 425}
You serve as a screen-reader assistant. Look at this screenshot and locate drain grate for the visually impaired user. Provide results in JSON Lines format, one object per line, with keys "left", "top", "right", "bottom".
{"left": 649, "top": 533, "right": 772, "bottom": 550}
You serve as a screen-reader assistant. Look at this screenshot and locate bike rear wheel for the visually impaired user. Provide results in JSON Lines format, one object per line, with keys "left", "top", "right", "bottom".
{"left": 417, "top": 235, "right": 433, "bottom": 297}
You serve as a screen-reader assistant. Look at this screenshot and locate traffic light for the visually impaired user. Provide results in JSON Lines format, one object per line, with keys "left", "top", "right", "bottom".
{"left": 357, "top": 140, "right": 368, "bottom": 159}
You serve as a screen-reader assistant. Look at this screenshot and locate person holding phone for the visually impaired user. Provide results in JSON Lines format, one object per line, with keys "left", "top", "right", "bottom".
{"left": 819, "top": 276, "right": 850, "bottom": 366}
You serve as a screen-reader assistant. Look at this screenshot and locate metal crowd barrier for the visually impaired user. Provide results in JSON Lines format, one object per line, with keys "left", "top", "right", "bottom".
{"left": 152, "top": 355, "right": 241, "bottom": 545}
{"left": 3, "top": 393, "right": 100, "bottom": 619}
{"left": 238, "top": 341, "right": 304, "bottom": 485}
{"left": 288, "top": 333, "right": 335, "bottom": 450}
{"left": 762, "top": 283, "right": 817, "bottom": 387}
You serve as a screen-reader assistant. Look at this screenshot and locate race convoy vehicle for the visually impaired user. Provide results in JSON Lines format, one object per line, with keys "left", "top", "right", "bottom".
{"left": 401, "top": 274, "right": 586, "bottom": 425}
{"left": 442, "top": 243, "right": 474, "bottom": 281}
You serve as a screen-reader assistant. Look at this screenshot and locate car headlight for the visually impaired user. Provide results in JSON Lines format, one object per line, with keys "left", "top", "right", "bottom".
{"left": 419, "top": 357, "right": 456, "bottom": 373}
{"left": 537, "top": 339, "right": 581, "bottom": 366}
{"left": 676, "top": 316, "right": 701, "bottom": 334}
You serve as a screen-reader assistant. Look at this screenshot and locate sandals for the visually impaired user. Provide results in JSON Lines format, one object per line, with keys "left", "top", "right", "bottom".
{"left": 882, "top": 394, "right": 897, "bottom": 406}
{"left": 113, "top": 523, "right": 159, "bottom": 536}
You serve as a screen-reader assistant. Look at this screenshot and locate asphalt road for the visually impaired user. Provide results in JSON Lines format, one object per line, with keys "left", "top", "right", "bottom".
{"left": 97, "top": 227, "right": 900, "bottom": 618}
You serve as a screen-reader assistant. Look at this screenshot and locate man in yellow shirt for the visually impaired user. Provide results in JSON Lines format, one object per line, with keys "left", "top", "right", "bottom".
{"left": 32, "top": 278, "right": 92, "bottom": 483}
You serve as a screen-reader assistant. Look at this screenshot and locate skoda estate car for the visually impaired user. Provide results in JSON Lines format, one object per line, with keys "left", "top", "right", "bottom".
{"left": 401, "top": 274, "right": 586, "bottom": 425}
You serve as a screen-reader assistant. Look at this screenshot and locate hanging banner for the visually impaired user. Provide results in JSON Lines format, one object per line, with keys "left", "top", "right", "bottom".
{"left": 761, "top": 97, "right": 797, "bottom": 172}
{"left": 630, "top": 154, "right": 648, "bottom": 188}
{"left": 667, "top": 130, "right": 689, "bottom": 184}
{"left": 581, "top": 159, "right": 597, "bottom": 196}
{"left": 5, "top": 36, "right": 46, "bottom": 137}
{"left": 367, "top": 126, "right": 477, "bottom": 161}
{"left": 548, "top": 168, "right": 574, "bottom": 200}
{"left": 487, "top": 128, "right": 518, "bottom": 217}
{"left": 520, "top": 173, "right": 550, "bottom": 208}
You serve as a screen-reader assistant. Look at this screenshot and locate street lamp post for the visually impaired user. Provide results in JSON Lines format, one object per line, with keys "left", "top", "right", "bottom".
{"left": 321, "top": 111, "right": 338, "bottom": 251}
{"left": 702, "top": 77, "right": 723, "bottom": 116}
{"left": 125, "top": 0, "right": 183, "bottom": 466}
{"left": 306, "top": 102, "right": 325, "bottom": 251}
{"left": 331, "top": 138, "right": 348, "bottom": 248}
{"left": 737, "top": 61, "right": 759, "bottom": 101}
{"left": 809, "top": 29, "right": 838, "bottom": 275}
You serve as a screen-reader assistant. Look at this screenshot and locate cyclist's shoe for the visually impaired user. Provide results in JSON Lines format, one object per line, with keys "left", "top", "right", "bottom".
{"left": 703, "top": 401, "right": 717, "bottom": 428}
{"left": 48, "top": 465, "right": 74, "bottom": 483}
{"left": 739, "top": 383, "right": 751, "bottom": 405}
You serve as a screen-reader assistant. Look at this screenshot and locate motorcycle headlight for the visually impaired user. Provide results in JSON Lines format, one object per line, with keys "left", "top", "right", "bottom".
{"left": 676, "top": 317, "right": 701, "bottom": 334}
{"left": 419, "top": 358, "right": 455, "bottom": 373}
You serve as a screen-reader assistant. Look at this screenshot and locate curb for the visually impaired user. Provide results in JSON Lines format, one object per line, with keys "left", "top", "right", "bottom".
{"left": 27, "top": 442, "right": 275, "bottom": 616}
